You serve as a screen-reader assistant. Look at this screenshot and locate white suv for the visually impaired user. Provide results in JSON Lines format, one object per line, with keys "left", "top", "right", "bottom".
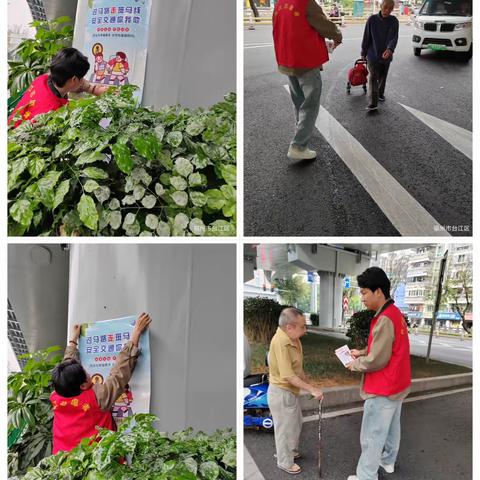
{"left": 412, "top": 0, "right": 472, "bottom": 60}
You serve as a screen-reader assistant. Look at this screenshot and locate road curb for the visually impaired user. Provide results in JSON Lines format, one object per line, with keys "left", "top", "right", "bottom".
{"left": 299, "top": 372, "right": 472, "bottom": 411}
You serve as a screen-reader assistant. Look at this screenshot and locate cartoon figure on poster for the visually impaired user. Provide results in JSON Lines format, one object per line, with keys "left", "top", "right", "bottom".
{"left": 83, "top": 0, "right": 152, "bottom": 100}
{"left": 78, "top": 315, "right": 151, "bottom": 427}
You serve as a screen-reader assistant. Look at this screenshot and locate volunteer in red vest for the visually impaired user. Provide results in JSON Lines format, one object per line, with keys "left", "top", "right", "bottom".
{"left": 273, "top": 0, "right": 342, "bottom": 160}
{"left": 346, "top": 267, "right": 411, "bottom": 480}
{"left": 50, "top": 313, "right": 151, "bottom": 454}
{"left": 9, "top": 47, "right": 108, "bottom": 129}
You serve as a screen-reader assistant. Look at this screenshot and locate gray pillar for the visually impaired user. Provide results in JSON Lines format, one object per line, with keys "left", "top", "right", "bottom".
{"left": 8, "top": 245, "right": 70, "bottom": 352}
{"left": 318, "top": 271, "right": 343, "bottom": 329}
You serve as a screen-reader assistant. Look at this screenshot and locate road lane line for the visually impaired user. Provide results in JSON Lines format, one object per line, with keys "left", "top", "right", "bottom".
{"left": 302, "top": 387, "right": 472, "bottom": 423}
{"left": 399, "top": 103, "right": 472, "bottom": 160}
{"left": 244, "top": 446, "right": 267, "bottom": 480}
{"left": 282, "top": 86, "right": 450, "bottom": 236}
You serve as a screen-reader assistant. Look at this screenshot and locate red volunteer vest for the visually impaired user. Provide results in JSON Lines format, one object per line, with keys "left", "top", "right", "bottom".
{"left": 9, "top": 74, "right": 69, "bottom": 128}
{"left": 50, "top": 388, "right": 116, "bottom": 454}
{"left": 273, "top": 0, "right": 329, "bottom": 69}
{"left": 363, "top": 302, "right": 411, "bottom": 396}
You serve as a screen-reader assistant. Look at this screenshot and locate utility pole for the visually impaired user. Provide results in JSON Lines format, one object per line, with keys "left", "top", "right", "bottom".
{"left": 426, "top": 250, "right": 448, "bottom": 363}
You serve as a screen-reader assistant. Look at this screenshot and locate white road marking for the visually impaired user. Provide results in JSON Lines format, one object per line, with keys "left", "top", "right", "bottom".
{"left": 399, "top": 103, "right": 472, "bottom": 160}
{"left": 302, "top": 387, "right": 472, "bottom": 423}
{"left": 283, "top": 86, "right": 449, "bottom": 236}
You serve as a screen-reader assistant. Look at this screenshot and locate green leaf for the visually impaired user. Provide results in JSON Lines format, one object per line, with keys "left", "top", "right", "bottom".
{"left": 186, "top": 117, "right": 206, "bottom": 136}
{"left": 53, "top": 180, "right": 70, "bottom": 209}
{"left": 109, "top": 198, "right": 120, "bottom": 210}
{"left": 77, "top": 194, "right": 98, "bottom": 230}
{"left": 37, "top": 171, "right": 62, "bottom": 208}
{"left": 220, "top": 164, "right": 237, "bottom": 186}
{"left": 142, "top": 195, "right": 157, "bottom": 209}
{"left": 109, "top": 211, "right": 122, "bottom": 230}
{"left": 188, "top": 172, "right": 203, "bottom": 187}
{"left": 132, "top": 134, "right": 160, "bottom": 161}
{"left": 170, "top": 176, "right": 188, "bottom": 191}
{"left": 84, "top": 179, "right": 100, "bottom": 193}
{"left": 123, "top": 212, "right": 136, "bottom": 226}
{"left": 154, "top": 124, "right": 165, "bottom": 142}
{"left": 111, "top": 142, "right": 133, "bottom": 174}
{"left": 189, "top": 218, "right": 206, "bottom": 236}
{"left": 207, "top": 220, "right": 235, "bottom": 237}
{"left": 205, "top": 189, "right": 226, "bottom": 211}
{"left": 125, "top": 220, "right": 141, "bottom": 236}
{"left": 10, "top": 199, "right": 33, "bottom": 227}
{"left": 156, "top": 221, "right": 170, "bottom": 236}
{"left": 122, "top": 195, "right": 136, "bottom": 205}
{"left": 174, "top": 213, "right": 189, "bottom": 230}
{"left": 75, "top": 149, "right": 106, "bottom": 166}
{"left": 174, "top": 157, "right": 194, "bottom": 177}
{"left": 134, "top": 185, "right": 146, "bottom": 200}
{"left": 220, "top": 184, "right": 236, "bottom": 201}
{"left": 171, "top": 191, "right": 188, "bottom": 207}
{"left": 166, "top": 131, "right": 183, "bottom": 148}
{"left": 94, "top": 186, "right": 110, "bottom": 203}
{"left": 190, "top": 191, "right": 207, "bottom": 207}
{"left": 8, "top": 157, "right": 29, "bottom": 192}
{"left": 145, "top": 214, "right": 159, "bottom": 230}
{"left": 199, "top": 461, "right": 220, "bottom": 480}
{"left": 82, "top": 167, "right": 109, "bottom": 180}
{"left": 28, "top": 157, "right": 46, "bottom": 178}
{"left": 155, "top": 183, "right": 165, "bottom": 196}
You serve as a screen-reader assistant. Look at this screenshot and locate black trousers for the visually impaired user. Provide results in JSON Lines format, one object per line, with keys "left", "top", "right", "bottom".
{"left": 367, "top": 60, "right": 390, "bottom": 106}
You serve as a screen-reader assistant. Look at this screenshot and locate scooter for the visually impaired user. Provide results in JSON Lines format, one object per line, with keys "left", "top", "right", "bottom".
{"left": 243, "top": 373, "right": 273, "bottom": 431}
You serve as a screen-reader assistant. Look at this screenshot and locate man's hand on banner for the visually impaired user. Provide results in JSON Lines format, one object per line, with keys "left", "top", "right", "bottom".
{"left": 132, "top": 313, "right": 152, "bottom": 346}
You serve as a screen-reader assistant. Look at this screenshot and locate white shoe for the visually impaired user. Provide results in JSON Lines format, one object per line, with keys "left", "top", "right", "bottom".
{"left": 380, "top": 461, "right": 395, "bottom": 473}
{"left": 347, "top": 476, "right": 359, "bottom": 480}
{"left": 287, "top": 145, "right": 317, "bottom": 160}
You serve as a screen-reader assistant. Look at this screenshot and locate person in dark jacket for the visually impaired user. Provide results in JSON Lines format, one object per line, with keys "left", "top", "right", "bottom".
{"left": 360, "top": 0, "right": 399, "bottom": 111}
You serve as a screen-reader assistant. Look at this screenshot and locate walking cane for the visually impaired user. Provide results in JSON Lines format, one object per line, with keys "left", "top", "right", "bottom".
{"left": 318, "top": 397, "right": 324, "bottom": 477}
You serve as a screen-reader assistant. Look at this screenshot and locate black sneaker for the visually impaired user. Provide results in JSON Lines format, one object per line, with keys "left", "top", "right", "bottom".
{"left": 378, "top": 95, "right": 385, "bottom": 102}
{"left": 366, "top": 104, "right": 378, "bottom": 111}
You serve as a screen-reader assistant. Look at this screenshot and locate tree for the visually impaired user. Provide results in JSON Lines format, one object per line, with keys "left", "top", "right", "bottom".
{"left": 381, "top": 252, "right": 410, "bottom": 297}
{"left": 443, "top": 266, "right": 472, "bottom": 333}
{"left": 275, "top": 276, "right": 310, "bottom": 310}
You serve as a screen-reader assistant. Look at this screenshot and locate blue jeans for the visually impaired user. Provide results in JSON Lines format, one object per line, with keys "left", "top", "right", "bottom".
{"left": 356, "top": 396, "right": 403, "bottom": 480}
{"left": 287, "top": 68, "right": 322, "bottom": 149}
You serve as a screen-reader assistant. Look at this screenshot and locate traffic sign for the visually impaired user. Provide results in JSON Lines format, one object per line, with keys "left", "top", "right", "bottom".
{"left": 344, "top": 277, "right": 350, "bottom": 289}
{"left": 307, "top": 272, "right": 315, "bottom": 283}
{"left": 343, "top": 297, "right": 349, "bottom": 311}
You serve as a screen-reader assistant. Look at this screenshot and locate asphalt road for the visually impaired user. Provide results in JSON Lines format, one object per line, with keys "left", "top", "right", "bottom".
{"left": 244, "top": 24, "right": 472, "bottom": 236}
{"left": 245, "top": 390, "right": 472, "bottom": 480}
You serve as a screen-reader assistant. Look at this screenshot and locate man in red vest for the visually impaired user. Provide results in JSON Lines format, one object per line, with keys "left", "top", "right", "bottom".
{"left": 50, "top": 313, "right": 151, "bottom": 454}
{"left": 273, "top": 0, "right": 342, "bottom": 160}
{"left": 346, "top": 267, "right": 411, "bottom": 480}
{"left": 9, "top": 47, "right": 109, "bottom": 128}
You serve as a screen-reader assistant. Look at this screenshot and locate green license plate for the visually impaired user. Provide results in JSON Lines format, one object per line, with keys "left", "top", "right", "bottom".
{"left": 428, "top": 44, "right": 447, "bottom": 51}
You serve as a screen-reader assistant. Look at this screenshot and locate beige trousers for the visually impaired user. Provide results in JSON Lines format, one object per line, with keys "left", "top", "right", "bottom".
{"left": 268, "top": 384, "right": 303, "bottom": 469}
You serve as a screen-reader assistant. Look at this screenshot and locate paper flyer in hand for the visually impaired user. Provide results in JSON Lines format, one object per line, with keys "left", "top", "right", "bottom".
{"left": 335, "top": 345, "right": 354, "bottom": 367}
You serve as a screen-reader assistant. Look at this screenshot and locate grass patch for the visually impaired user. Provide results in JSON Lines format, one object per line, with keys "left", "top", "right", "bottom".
{"left": 250, "top": 332, "right": 471, "bottom": 388}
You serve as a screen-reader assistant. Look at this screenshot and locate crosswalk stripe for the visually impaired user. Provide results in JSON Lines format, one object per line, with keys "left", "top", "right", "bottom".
{"left": 283, "top": 85, "right": 450, "bottom": 236}
{"left": 399, "top": 103, "right": 472, "bottom": 160}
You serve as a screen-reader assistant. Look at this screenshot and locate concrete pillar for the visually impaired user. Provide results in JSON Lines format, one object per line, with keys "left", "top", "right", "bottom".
{"left": 318, "top": 271, "right": 343, "bottom": 329}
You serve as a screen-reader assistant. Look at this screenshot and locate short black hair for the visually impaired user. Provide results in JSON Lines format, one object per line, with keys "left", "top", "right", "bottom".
{"left": 49, "top": 48, "right": 90, "bottom": 87}
{"left": 357, "top": 267, "right": 391, "bottom": 299}
{"left": 52, "top": 359, "right": 87, "bottom": 397}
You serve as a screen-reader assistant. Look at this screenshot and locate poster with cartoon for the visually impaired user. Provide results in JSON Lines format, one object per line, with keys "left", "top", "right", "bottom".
{"left": 78, "top": 315, "right": 151, "bottom": 427}
{"left": 83, "top": 0, "right": 152, "bottom": 100}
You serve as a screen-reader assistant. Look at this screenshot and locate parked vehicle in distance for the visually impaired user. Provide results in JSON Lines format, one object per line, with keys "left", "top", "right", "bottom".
{"left": 412, "top": 0, "right": 472, "bottom": 60}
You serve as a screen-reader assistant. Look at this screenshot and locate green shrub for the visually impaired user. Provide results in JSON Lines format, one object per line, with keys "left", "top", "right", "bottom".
{"left": 8, "top": 346, "right": 62, "bottom": 477}
{"left": 346, "top": 309, "right": 375, "bottom": 348}
{"left": 20, "top": 414, "right": 236, "bottom": 480}
{"left": 8, "top": 17, "right": 73, "bottom": 97}
{"left": 244, "top": 297, "right": 285, "bottom": 345}
{"left": 310, "top": 313, "right": 319, "bottom": 326}
{"left": 8, "top": 87, "right": 236, "bottom": 236}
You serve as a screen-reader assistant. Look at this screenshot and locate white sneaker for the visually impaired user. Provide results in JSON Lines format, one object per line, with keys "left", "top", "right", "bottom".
{"left": 347, "top": 476, "right": 359, "bottom": 480}
{"left": 380, "top": 461, "right": 395, "bottom": 473}
{"left": 287, "top": 145, "right": 317, "bottom": 160}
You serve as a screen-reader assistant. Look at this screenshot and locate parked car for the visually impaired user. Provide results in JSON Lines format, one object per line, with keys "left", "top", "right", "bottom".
{"left": 412, "top": 0, "right": 472, "bottom": 60}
